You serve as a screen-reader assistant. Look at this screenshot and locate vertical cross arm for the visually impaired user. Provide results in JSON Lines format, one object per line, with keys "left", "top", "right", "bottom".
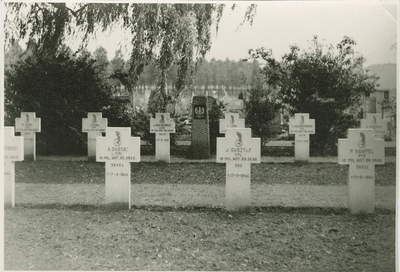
{"left": 250, "top": 138, "right": 261, "bottom": 164}
{"left": 338, "top": 138, "right": 351, "bottom": 165}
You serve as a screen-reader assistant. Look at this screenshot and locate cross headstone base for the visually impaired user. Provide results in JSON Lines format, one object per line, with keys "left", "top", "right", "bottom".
{"left": 4, "top": 161, "right": 15, "bottom": 208}
{"left": 105, "top": 161, "right": 131, "bottom": 210}
{"left": 294, "top": 133, "right": 310, "bottom": 162}
{"left": 155, "top": 133, "right": 170, "bottom": 162}
{"left": 226, "top": 163, "right": 251, "bottom": 210}
{"left": 88, "top": 131, "right": 102, "bottom": 161}
{"left": 22, "top": 132, "right": 35, "bottom": 161}
{"left": 348, "top": 166, "right": 375, "bottom": 214}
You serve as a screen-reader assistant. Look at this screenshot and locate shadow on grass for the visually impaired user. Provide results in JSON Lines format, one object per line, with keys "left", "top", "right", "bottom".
{"left": 10, "top": 203, "right": 395, "bottom": 215}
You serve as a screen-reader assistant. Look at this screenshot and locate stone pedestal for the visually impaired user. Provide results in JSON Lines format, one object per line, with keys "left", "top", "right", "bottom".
{"left": 192, "top": 96, "right": 210, "bottom": 159}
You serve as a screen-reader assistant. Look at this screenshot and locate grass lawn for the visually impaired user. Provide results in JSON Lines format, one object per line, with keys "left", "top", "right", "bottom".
{"left": 4, "top": 160, "right": 397, "bottom": 271}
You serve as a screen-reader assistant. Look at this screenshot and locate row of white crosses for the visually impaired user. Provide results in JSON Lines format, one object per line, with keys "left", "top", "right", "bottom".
{"left": 4, "top": 111, "right": 389, "bottom": 213}
{"left": 82, "top": 112, "right": 176, "bottom": 163}
{"left": 87, "top": 112, "right": 175, "bottom": 209}
{"left": 289, "top": 112, "right": 387, "bottom": 213}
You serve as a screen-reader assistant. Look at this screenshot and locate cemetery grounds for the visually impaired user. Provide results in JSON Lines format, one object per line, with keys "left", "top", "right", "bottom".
{"left": 4, "top": 150, "right": 396, "bottom": 271}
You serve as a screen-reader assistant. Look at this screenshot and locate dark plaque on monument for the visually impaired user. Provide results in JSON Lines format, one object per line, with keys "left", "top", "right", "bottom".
{"left": 191, "top": 96, "right": 210, "bottom": 159}
{"left": 193, "top": 104, "right": 206, "bottom": 119}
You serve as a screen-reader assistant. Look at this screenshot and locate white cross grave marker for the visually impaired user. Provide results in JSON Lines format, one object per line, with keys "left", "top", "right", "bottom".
{"left": 360, "top": 113, "right": 389, "bottom": 139}
{"left": 217, "top": 128, "right": 261, "bottom": 211}
{"left": 96, "top": 127, "right": 140, "bottom": 209}
{"left": 289, "top": 113, "right": 315, "bottom": 162}
{"left": 4, "top": 127, "right": 24, "bottom": 208}
{"left": 82, "top": 112, "right": 108, "bottom": 161}
{"left": 150, "top": 113, "right": 175, "bottom": 163}
{"left": 15, "top": 112, "right": 40, "bottom": 161}
{"left": 338, "top": 129, "right": 384, "bottom": 214}
{"left": 219, "top": 112, "right": 245, "bottom": 134}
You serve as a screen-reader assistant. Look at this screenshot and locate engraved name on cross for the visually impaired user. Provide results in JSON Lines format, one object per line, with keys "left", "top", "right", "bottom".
{"left": 219, "top": 112, "right": 245, "bottom": 134}
{"left": 360, "top": 113, "right": 389, "bottom": 139}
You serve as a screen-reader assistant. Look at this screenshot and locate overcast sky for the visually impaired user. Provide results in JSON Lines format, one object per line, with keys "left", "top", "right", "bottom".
{"left": 203, "top": 1, "right": 397, "bottom": 67}
{"left": 61, "top": 1, "right": 398, "bottom": 68}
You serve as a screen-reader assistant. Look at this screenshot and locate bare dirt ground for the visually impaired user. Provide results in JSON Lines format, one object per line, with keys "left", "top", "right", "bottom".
{"left": 4, "top": 160, "right": 396, "bottom": 271}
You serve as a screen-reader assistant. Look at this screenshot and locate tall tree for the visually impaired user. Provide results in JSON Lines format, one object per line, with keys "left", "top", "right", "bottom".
{"left": 249, "top": 36, "right": 378, "bottom": 154}
{"left": 93, "top": 46, "right": 110, "bottom": 81}
{"left": 4, "top": 3, "right": 257, "bottom": 114}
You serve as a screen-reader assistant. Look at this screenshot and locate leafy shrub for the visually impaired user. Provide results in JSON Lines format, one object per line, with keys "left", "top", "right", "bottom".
{"left": 4, "top": 51, "right": 139, "bottom": 155}
{"left": 244, "top": 86, "right": 282, "bottom": 146}
{"left": 249, "top": 36, "right": 377, "bottom": 155}
{"left": 209, "top": 100, "right": 226, "bottom": 155}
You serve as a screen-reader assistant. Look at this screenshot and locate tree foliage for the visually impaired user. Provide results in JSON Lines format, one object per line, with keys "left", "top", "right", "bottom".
{"left": 244, "top": 85, "right": 281, "bottom": 146}
{"left": 4, "top": 3, "right": 257, "bottom": 114}
{"left": 4, "top": 50, "right": 144, "bottom": 155}
{"left": 249, "top": 36, "right": 378, "bottom": 154}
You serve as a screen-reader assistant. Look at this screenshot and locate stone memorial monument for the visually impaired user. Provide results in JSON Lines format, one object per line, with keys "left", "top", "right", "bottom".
{"left": 219, "top": 112, "right": 245, "bottom": 134}
{"left": 82, "top": 112, "right": 108, "bottom": 161}
{"left": 150, "top": 113, "right": 175, "bottom": 163}
{"left": 15, "top": 112, "right": 40, "bottom": 161}
{"left": 217, "top": 128, "right": 261, "bottom": 211}
{"left": 338, "top": 129, "right": 384, "bottom": 213}
{"left": 289, "top": 113, "right": 315, "bottom": 162}
{"left": 360, "top": 113, "right": 389, "bottom": 139}
{"left": 191, "top": 96, "right": 210, "bottom": 159}
{"left": 96, "top": 127, "right": 140, "bottom": 210}
{"left": 4, "top": 126, "right": 24, "bottom": 208}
